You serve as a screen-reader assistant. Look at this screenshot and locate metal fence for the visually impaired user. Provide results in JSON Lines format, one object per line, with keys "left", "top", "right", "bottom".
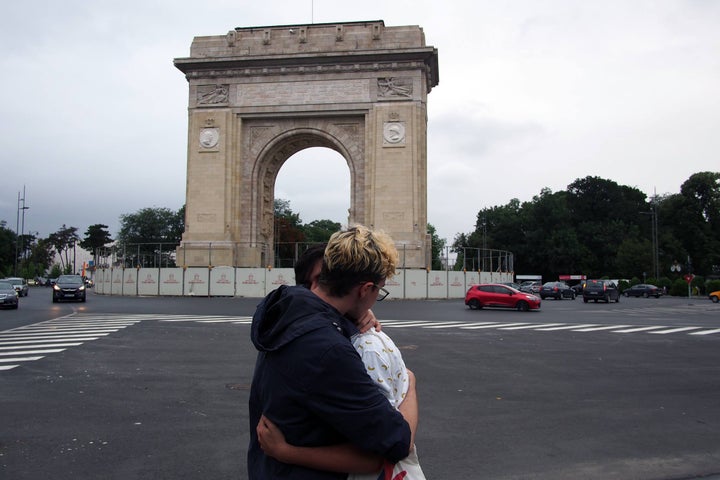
{"left": 96, "top": 242, "right": 514, "bottom": 272}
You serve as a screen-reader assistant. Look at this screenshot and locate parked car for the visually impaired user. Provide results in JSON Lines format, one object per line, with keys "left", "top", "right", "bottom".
{"left": 52, "top": 275, "right": 87, "bottom": 303}
{"left": 0, "top": 280, "right": 19, "bottom": 309}
{"left": 582, "top": 279, "right": 620, "bottom": 303}
{"left": 501, "top": 282, "right": 522, "bottom": 291}
{"left": 623, "top": 284, "right": 662, "bottom": 298}
{"left": 519, "top": 281, "right": 542, "bottom": 294}
{"left": 465, "top": 283, "right": 541, "bottom": 312}
{"left": 709, "top": 290, "right": 720, "bottom": 303}
{"left": 539, "top": 281, "right": 576, "bottom": 300}
{"left": 3, "top": 277, "right": 29, "bottom": 297}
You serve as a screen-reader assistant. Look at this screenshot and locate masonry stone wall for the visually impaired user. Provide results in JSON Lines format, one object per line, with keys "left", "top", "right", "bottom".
{"left": 174, "top": 21, "right": 438, "bottom": 267}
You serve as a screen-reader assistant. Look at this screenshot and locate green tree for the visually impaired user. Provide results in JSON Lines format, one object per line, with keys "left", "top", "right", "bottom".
{"left": 273, "top": 199, "right": 306, "bottom": 267}
{"left": 80, "top": 224, "right": 113, "bottom": 270}
{"left": 24, "top": 237, "right": 55, "bottom": 278}
{"left": 117, "top": 206, "right": 184, "bottom": 267}
{"left": 567, "top": 176, "right": 648, "bottom": 277}
{"left": 427, "top": 224, "right": 446, "bottom": 270}
{"left": 48, "top": 225, "right": 80, "bottom": 274}
{"left": 521, "top": 189, "right": 588, "bottom": 278}
{"left": 0, "top": 220, "right": 18, "bottom": 276}
{"left": 615, "top": 236, "right": 652, "bottom": 279}
{"left": 80, "top": 224, "right": 113, "bottom": 256}
{"left": 302, "top": 219, "right": 341, "bottom": 244}
{"left": 677, "top": 172, "right": 720, "bottom": 275}
{"left": 118, "top": 207, "right": 184, "bottom": 245}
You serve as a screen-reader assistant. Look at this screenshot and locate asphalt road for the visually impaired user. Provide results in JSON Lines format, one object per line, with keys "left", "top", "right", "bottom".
{"left": 1, "top": 288, "right": 719, "bottom": 479}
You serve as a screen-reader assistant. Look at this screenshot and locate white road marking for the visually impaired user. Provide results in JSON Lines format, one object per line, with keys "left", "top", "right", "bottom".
{"left": 0, "top": 356, "right": 44, "bottom": 363}
{"left": 499, "top": 323, "right": 566, "bottom": 330}
{"left": 461, "top": 323, "right": 529, "bottom": 329}
{"left": 534, "top": 324, "right": 599, "bottom": 331}
{"left": 649, "top": 327, "right": 703, "bottom": 334}
{"left": 690, "top": 328, "right": 720, "bottom": 336}
{"left": 611, "top": 326, "right": 667, "bottom": 333}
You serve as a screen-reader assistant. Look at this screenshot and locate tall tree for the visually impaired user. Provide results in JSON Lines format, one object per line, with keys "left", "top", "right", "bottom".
{"left": 117, "top": 207, "right": 185, "bottom": 266}
{"left": 661, "top": 172, "right": 720, "bottom": 276}
{"left": 302, "top": 219, "right": 341, "bottom": 244}
{"left": 566, "top": 176, "right": 648, "bottom": 277}
{"left": 273, "top": 199, "right": 306, "bottom": 267}
{"left": 117, "top": 207, "right": 184, "bottom": 245}
{"left": 80, "top": 224, "right": 113, "bottom": 271}
{"left": 427, "top": 224, "right": 446, "bottom": 270}
{"left": 0, "top": 220, "right": 18, "bottom": 276}
{"left": 80, "top": 224, "right": 113, "bottom": 255}
{"left": 24, "top": 237, "right": 55, "bottom": 278}
{"left": 48, "top": 225, "right": 80, "bottom": 273}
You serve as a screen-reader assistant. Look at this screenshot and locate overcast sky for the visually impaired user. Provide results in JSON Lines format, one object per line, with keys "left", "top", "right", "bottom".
{"left": 1, "top": 0, "right": 718, "bottom": 245}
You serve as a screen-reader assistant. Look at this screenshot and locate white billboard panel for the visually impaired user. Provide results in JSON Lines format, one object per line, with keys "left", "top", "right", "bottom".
{"left": 210, "top": 266, "right": 235, "bottom": 296}
{"left": 185, "top": 268, "right": 209, "bottom": 296}
{"left": 138, "top": 268, "right": 159, "bottom": 296}
{"left": 159, "top": 268, "right": 184, "bottom": 296}
{"left": 236, "top": 269, "right": 266, "bottom": 297}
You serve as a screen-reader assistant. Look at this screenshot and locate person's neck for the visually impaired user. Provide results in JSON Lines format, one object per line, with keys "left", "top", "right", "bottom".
{"left": 311, "top": 285, "right": 350, "bottom": 315}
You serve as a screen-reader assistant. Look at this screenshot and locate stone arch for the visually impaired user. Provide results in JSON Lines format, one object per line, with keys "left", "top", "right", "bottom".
{"left": 174, "top": 20, "right": 438, "bottom": 268}
{"left": 250, "top": 126, "right": 363, "bottom": 263}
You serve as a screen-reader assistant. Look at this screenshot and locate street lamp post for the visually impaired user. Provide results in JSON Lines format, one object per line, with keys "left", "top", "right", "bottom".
{"left": 640, "top": 195, "right": 659, "bottom": 281}
{"left": 14, "top": 186, "right": 29, "bottom": 276}
{"left": 481, "top": 216, "right": 487, "bottom": 271}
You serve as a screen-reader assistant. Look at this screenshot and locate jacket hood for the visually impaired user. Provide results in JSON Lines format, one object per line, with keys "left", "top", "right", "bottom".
{"left": 251, "top": 285, "right": 352, "bottom": 352}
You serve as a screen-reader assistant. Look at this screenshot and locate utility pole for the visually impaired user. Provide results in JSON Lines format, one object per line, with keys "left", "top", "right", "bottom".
{"left": 481, "top": 216, "right": 487, "bottom": 271}
{"left": 14, "top": 186, "right": 29, "bottom": 276}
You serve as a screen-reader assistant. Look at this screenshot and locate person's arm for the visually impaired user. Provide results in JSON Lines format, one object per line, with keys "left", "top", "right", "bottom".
{"left": 257, "top": 415, "right": 383, "bottom": 473}
{"left": 398, "top": 369, "right": 418, "bottom": 447}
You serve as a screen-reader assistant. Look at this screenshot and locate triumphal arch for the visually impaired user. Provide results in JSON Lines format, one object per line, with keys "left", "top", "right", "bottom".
{"left": 174, "top": 20, "right": 439, "bottom": 268}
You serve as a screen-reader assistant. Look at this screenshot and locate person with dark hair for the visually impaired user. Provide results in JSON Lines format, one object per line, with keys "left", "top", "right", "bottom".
{"left": 248, "top": 225, "right": 419, "bottom": 479}
{"left": 258, "top": 237, "right": 426, "bottom": 479}
{"left": 293, "top": 243, "right": 326, "bottom": 288}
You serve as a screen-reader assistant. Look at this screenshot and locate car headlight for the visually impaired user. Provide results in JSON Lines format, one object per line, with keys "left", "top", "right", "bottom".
{"left": 53, "top": 284, "right": 61, "bottom": 291}
{"left": 79, "top": 285, "right": 86, "bottom": 291}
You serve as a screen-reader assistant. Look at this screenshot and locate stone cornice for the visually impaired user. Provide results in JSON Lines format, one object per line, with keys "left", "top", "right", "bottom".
{"left": 175, "top": 48, "right": 439, "bottom": 92}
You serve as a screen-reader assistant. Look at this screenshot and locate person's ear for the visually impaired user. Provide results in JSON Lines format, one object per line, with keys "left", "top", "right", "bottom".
{"left": 358, "top": 281, "right": 373, "bottom": 299}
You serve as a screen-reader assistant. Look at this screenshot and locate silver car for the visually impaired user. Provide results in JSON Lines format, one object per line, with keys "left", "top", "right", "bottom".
{"left": 0, "top": 280, "right": 19, "bottom": 309}
{"left": 3, "top": 277, "right": 29, "bottom": 297}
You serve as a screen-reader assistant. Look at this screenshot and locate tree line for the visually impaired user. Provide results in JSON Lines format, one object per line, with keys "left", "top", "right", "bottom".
{"left": 0, "top": 207, "right": 184, "bottom": 278}
{"left": 452, "top": 172, "right": 720, "bottom": 292}
{"left": 2, "top": 172, "right": 717, "bottom": 292}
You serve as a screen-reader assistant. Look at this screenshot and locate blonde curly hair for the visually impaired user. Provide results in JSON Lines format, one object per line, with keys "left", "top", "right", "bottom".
{"left": 319, "top": 225, "right": 398, "bottom": 297}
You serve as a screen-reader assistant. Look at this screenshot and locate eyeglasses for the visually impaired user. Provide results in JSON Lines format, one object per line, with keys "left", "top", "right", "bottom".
{"left": 373, "top": 284, "right": 390, "bottom": 301}
{"left": 359, "top": 282, "right": 390, "bottom": 301}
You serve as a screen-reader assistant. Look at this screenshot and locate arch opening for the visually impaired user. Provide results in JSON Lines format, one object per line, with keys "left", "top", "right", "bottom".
{"left": 273, "top": 147, "right": 350, "bottom": 266}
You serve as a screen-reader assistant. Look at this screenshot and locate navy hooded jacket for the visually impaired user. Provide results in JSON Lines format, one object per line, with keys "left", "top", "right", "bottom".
{"left": 247, "top": 285, "right": 411, "bottom": 479}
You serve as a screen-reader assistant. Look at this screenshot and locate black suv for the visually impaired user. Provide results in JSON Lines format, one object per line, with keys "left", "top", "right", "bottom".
{"left": 582, "top": 279, "right": 620, "bottom": 303}
{"left": 52, "top": 275, "right": 87, "bottom": 303}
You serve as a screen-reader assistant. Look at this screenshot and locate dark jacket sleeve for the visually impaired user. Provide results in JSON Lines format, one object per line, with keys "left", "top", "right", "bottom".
{"left": 304, "top": 341, "right": 412, "bottom": 463}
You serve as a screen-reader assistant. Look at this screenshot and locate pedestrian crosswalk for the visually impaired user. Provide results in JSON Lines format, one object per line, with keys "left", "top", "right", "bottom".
{"left": 378, "top": 320, "right": 720, "bottom": 336}
{"left": 0, "top": 314, "right": 142, "bottom": 372}
{"left": 1, "top": 312, "right": 718, "bottom": 372}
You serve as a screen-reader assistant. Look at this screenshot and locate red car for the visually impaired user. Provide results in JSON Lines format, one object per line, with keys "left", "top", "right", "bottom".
{"left": 465, "top": 284, "right": 541, "bottom": 312}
